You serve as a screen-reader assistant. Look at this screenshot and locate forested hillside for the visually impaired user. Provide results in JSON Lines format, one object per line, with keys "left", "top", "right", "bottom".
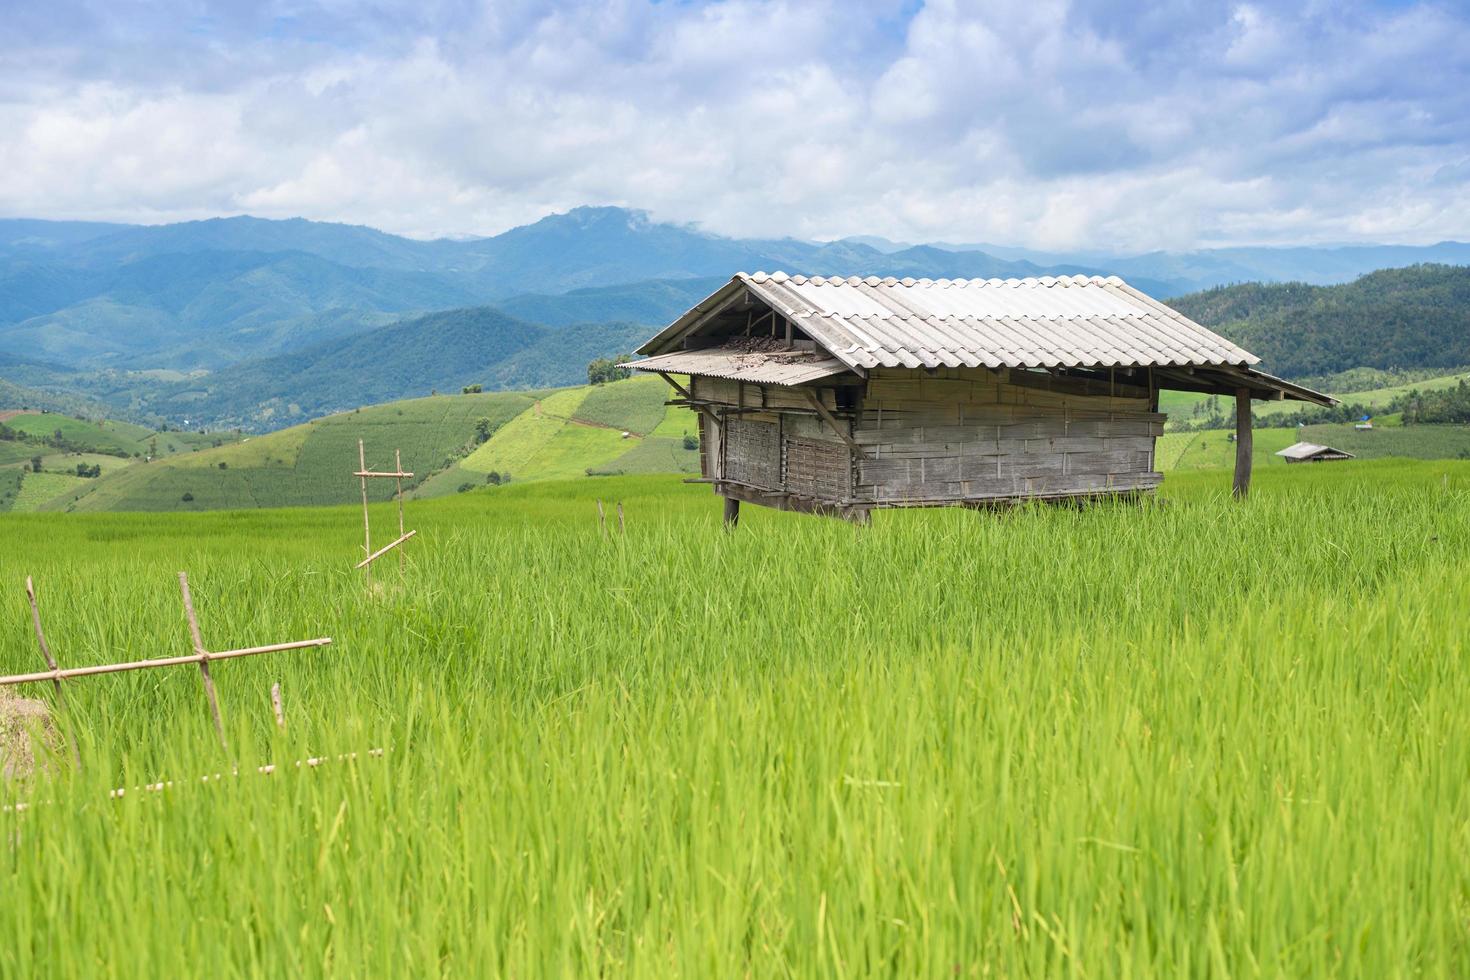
{"left": 144, "top": 307, "right": 648, "bottom": 429}
{"left": 1168, "top": 264, "right": 1470, "bottom": 377}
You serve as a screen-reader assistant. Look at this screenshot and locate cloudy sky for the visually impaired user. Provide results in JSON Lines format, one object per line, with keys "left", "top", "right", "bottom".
{"left": 2, "top": 0, "right": 1467, "bottom": 251}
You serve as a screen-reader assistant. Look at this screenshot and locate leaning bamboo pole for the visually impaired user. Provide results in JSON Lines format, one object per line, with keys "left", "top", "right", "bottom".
{"left": 0, "top": 638, "right": 332, "bottom": 687}
{"left": 358, "top": 439, "right": 372, "bottom": 584}
{"left": 395, "top": 448, "right": 405, "bottom": 572}
{"left": 354, "top": 530, "right": 416, "bottom": 569}
{"left": 178, "top": 572, "right": 226, "bottom": 749}
{"left": 23, "top": 576, "right": 82, "bottom": 769}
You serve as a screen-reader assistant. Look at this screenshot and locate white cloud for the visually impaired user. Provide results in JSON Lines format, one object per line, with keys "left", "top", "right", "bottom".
{"left": 0, "top": 0, "right": 1466, "bottom": 250}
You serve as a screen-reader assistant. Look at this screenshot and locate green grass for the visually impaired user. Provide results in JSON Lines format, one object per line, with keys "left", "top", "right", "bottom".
{"left": 10, "top": 470, "right": 88, "bottom": 511}
{"left": 588, "top": 436, "right": 699, "bottom": 476}
{"left": 2, "top": 412, "right": 156, "bottom": 455}
{"left": 1163, "top": 368, "right": 1470, "bottom": 429}
{"left": 459, "top": 384, "right": 660, "bottom": 484}
{"left": 40, "top": 452, "right": 136, "bottom": 475}
{"left": 1158, "top": 423, "right": 1470, "bottom": 471}
{"left": 1295, "top": 422, "right": 1470, "bottom": 460}
{"left": 572, "top": 375, "right": 670, "bottom": 435}
{"left": 0, "top": 441, "right": 39, "bottom": 466}
{"left": 53, "top": 393, "right": 534, "bottom": 513}
{"left": 0, "top": 462, "right": 1468, "bottom": 973}
{"left": 0, "top": 467, "right": 21, "bottom": 512}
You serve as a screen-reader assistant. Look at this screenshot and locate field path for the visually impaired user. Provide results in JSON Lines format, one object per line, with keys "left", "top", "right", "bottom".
{"left": 0, "top": 409, "right": 37, "bottom": 423}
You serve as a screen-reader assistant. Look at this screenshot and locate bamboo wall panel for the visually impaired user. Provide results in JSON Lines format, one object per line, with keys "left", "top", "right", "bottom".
{"left": 725, "top": 419, "right": 781, "bottom": 488}
{"left": 853, "top": 368, "right": 1162, "bottom": 504}
{"left": 784, "top": 436, "right": 850, "bottom": 500}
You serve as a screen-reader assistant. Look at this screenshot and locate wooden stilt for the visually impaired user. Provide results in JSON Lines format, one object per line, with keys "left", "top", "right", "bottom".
{"left": 723, "top": 496, "right": 740, "bottom": 527}
{"left": 1233, "top": 388, "right": 1253, "bottom": 499}
{"left": 178, "top": 572, "right": 226, "bottom": 750}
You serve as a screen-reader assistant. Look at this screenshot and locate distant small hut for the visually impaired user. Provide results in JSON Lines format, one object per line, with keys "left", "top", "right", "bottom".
{"left": 1276, "top": 441, "right": 1355, "bottom": 463}
{"left": 631, "top": 272, "right": 1334, "bottom": 523}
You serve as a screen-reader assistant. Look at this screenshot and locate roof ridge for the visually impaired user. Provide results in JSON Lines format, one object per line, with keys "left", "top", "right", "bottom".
{"left": 740, "top": 271, "right": 1125, "bottom": 288}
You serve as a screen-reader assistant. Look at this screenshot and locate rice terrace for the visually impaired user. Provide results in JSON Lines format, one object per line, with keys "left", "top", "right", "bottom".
{"left": 5, "top": 1, "right": 1470, "bottom": 976}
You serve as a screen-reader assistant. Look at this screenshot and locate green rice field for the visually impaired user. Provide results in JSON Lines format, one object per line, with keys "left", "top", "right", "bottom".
{"left": 2, "top": 459, "right": 1468, "bottom": 974}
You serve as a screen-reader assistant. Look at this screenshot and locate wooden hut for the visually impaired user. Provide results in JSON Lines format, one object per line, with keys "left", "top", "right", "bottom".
{"left": 1276, "top": 441, "right": 1355, "bottom": 463}
{"left": 631, "top": 272, "right": 1334, "bottom": 523}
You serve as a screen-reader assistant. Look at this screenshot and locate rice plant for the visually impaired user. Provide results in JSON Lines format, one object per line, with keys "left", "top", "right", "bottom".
{"left": 1, "top": 460, "right": 1467, "bottom": 975}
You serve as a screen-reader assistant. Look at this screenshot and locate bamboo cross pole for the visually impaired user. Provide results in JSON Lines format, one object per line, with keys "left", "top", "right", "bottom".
{"left": 0, "top": 638, "right": 332, "bottom": 687}
{"left": 179, "top": 573, "right": 226, "bottom": 749}
{"left": 23, "top": 576, "right": 82, "bottom": 769}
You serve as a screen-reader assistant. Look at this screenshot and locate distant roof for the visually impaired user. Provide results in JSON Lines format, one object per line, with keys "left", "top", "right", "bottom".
{"left": 631, "top": 345, "right": 849, "bottom": 386}
{"left": 1276, "top": 441, "right": 1356, "bottom": 460}
{"left": 636, "top": 272, "right": 1335, "bottom": 405}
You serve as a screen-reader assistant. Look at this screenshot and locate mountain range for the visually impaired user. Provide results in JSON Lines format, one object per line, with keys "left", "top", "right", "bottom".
{"left": 1, "top": 206, "right": 1468, "bottom": 430}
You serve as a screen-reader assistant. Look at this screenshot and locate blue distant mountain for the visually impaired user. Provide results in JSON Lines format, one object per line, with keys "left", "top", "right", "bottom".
{"left": 0, "top": 206, "right": 1466, "bottom": 430}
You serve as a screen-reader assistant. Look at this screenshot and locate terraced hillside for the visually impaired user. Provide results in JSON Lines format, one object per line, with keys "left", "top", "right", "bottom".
{"left": 49, "top": 393, "right": 536, "bottom": 512}
{"left": 414, "top": 374, "right": 699, "bottom": 497}
{"left": 0, "top": 408, "right": 244, "bottom": 512}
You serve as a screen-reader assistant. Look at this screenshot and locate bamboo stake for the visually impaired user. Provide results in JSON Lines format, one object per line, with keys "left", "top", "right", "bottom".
{"left": 271, "top": 682, "right": 285, "bottom": 730}
{"left": 358, "top": 439, "right": 371, "bottom": 584}
{"left": 395, "top": 448, "right": 405, "bottom": 572}
{"left": 0, "top": 638, "right": 332, "bottom": 687}
{"left": 596, "top": 499, "right": 606, "bottom": 534}
{"left": 24, "top": 576, "right": 82, "bottom": 769}
{"left": 616, "top": 501, "right": 624, "bottom": 535}
{"left": 179, "top": 572, "right": 226, "bottom": 750}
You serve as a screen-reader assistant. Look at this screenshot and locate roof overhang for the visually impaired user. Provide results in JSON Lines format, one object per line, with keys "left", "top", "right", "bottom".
{"left": 628, "top": 346, "right": 854, "bottom": 387}
{"left": 1150, "top": 364, "right": 1337, "bottom": 406}
{"left": 637, "top": 273, "right": 1337, "bottom": 406}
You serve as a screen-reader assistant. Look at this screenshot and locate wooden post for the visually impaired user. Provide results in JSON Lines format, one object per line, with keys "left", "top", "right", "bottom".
{"left": 395, "top": 449, "right": 405, "bottom": 572}
{"left": 358, "top": 439, "right": 371, "bottom": 583}
{"left": 723, "top": 496, "right": 740, "bottom": 528}
{"left": 24, "top": 576, "right": 82, "bottom": 769}
{"left": 178, "top": 572, "right": 227, "bottom": 750}
{"left": 1233, "top": 388, "right": 1253, "bottom": 499}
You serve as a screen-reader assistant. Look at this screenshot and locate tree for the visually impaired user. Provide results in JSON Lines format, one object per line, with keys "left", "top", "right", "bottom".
{"left": 181, "top": 492, "right": 194, "bottom": 502}
{"left": 474, "top": 417, "right": 494, "bottom": 443}
{"left": 30, "top": 456, "right": 42, "bottom": 472}
{"left": 462, "top": 384, "right": 483, "bottom": 394}
{"left": 587, "top": 355, "right": 633, "bottom": 385}
{"left": 682, "top": 432, "right": 699, "bottom": 451}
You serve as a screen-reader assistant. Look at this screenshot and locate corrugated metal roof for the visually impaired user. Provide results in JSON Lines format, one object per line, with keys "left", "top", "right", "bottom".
{"left": 1276, "top": 442, "right": 1355, "bottom": 460}
{"left": 639, "top": 272, "right": 1260, "bottom": 371}
{"left": 630, "top": 346, "right": 851, "bottom": 386}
